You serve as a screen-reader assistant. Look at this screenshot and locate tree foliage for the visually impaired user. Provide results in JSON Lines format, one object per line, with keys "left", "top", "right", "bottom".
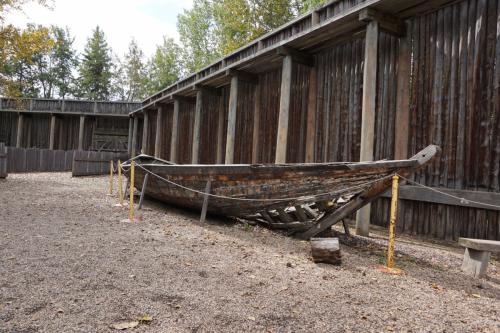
{"left": 77, "top": 26, "right": 113, "bottom": 100}
{"left": 146, "top": 37, "right": 181, "bottom": 95}
{"left": 1, "top": 0, "right": 331, "bottom": 100}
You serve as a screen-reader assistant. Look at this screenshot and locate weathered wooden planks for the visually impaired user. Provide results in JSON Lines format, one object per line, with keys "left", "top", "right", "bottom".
{"left": 72, "top": 150, "right": 128, "bottom": 177}
{"left": 0, "top": 143, "right": 7, "bottom": 178}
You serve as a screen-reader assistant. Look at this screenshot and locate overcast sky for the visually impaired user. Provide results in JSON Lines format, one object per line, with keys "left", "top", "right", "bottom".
{"left": 6, "top": 0, "right": 194, "bottom": 58}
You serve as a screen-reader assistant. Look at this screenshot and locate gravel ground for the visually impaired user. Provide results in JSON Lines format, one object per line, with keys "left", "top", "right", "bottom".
{"left": 0, "top": 173, "right": 499, "bottom": 333}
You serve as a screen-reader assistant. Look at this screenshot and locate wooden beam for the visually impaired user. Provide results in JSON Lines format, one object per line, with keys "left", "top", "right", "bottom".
{"left": 142, "top": 111, "right": 149, "bottom": 154}
{"left": 381, "top": 186, "right": 500, "bottom": 212}
{"left": 225, "top": 75, "right": 239, "bottom": 164}
{"left": 276, "top": 46, "right": 314, "bottom": 67}
{"left": 355, "top": 20, "right": 379, "bottom": 237}
{"left": 192, "top": 90, "right": 203, "bottom": 164}
{"left": 275, "top": 55, "right": 293, "bottom": 164}
{"left": 127, "top": 117, "right": 133, "bottom": 156}
{"left": 394, "top": 28, "right": 411, "bottom": 160}
{"left": 131, "top": 116, "right": 138, "bottom": 157}
{"left": 49, "top": 115, "right": 56, "bottom": 150}
{"left": 16, "top": 113, "right": 24, "bottom": 148}
{"left": 216, "top": 96, "right": 226, "bottom": 164}
{"left": 252, "top": 82, "right": 261, "bottom": 164}
{"left": 170, "top": 99, "right": 180, "bottom": 163}
{"left": 305, "top": 67, "right": 317, "bottom": 163}
{"left": 359, "top": 8, "right": 406, "bottom": 36}
{"left": 226, "top": 69, "right": 258, "bottom": 84}
{"left": 78, "top": 115, "right": 85, "bottom": 151}
{"left": 154, "top": 107, "right": 164, "bottom": 158}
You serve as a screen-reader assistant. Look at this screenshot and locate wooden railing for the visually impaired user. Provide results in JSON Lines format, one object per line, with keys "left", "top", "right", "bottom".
{"left": 0, "top": 98, "right": 141, "bottom": 116}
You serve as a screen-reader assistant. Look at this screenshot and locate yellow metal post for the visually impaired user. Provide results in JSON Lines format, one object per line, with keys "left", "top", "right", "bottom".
{"left": 109, "top": 161, "right": 113, "bottom": 195}
{"left": 387, "top": 175, "right": 399, "bottom": 268}
{"left": 129, "top": 160, "right": 135, "bottom": 222}
{"left": 118, "top": 160, "right": 123, "bottom": 206}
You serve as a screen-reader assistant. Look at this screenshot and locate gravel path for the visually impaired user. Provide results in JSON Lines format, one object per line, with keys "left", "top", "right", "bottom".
{"left": 0, "top": 173, "right": 499, "bottom": 332}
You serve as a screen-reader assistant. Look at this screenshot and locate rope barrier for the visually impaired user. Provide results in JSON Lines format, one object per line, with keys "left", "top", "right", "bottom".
{"left": 396, "top": 175, "right": 500, "bottom": 210}
{"left": 127, "top": 163, "right": 394, "bottom": 203}
{"left": 118, "top": 161, "right": 500, "bottom": 210}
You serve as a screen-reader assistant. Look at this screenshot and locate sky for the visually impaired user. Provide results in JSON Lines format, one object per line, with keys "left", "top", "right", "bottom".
{"left": 5, "top": 0, "right": 194, "bottom": 58}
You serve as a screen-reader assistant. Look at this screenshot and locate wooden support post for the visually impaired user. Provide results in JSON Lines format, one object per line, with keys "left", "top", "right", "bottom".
{"left": 305, "top": 67, "right": 317, "bottom": 163}
{"left": 200, "top": 180, "right": 212, "bottom": 223}
{"left": 386, "top": 175, "right": 399, "bottom": 268}
{"left": 131, "top": 116, "right": 138, "bottom": 157}
{"left": 252, "top": 82, "right": 261, "bottom": 164}
{"left": 128, "top": 117, "right": 134, "bottom": 157}
{"left": 49, "top": 115, "right": 56, "bottom": 150}
{"left": 129, "top": 161, "right": 135, "bottom": 221}
{"left": 216, "top": 97, "right": 225, "bottom": 164}
{"left": 356, "top": 20, "right": 379, "bottom": 237}
{"left": 16, "top": 113, "right": 24, "bottom": 148}
{"left": 170, "top": 99, "right": 180, "bottom": 163}
{"left": 275, "top": 55, "right": 293, "bottom": 164}
{"left": 192, "top": 90, "right": 203, "bottom": 164}
{"left": 155, "top": 106, "right": 164, "bottom": 158}
{"left": 142, "top": 111, "right": 149, "bottom": 155}
{"left": 138, "top": 173, "right": 149, "bottom": 210}
{"left": 394, "top": 29, "right": 411, "bottom": 160}
{"left": 225, "top": 75, "right": 239, "bottom": 164}
{"left": 78, "top": 115, "right": 85, "bottom": 151}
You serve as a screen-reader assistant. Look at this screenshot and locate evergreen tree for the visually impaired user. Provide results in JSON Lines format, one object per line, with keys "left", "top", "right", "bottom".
{"left": 146, "top": 37, "right": 181, "bottom": 94}
{"left": 77, "top": 26, "right": 113, "bottom": 100}
{"left": 121, "top": 39, "right": 147, "bottom": 101}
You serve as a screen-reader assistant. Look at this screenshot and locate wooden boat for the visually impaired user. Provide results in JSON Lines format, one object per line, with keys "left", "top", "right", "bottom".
{"left": 123, "top": 145, "right": 440, "bottom": 239}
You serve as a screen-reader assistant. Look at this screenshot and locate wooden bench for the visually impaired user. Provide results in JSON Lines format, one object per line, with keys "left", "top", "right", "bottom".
{"left": 459, "top": 238, "right": 500, "bottom": 278}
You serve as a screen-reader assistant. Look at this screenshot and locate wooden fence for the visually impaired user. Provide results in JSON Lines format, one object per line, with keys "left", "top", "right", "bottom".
{"left": 131, "top": 0, "right": 500, "bottom": 242}
{"left": 0, "top": 143, "right": 7, "bottom": 178}
{"left": 72, "top": 151, "right": 128, "bottom": 177}
{"left": 6, "top": 147, "right": 74, "bottom": 173}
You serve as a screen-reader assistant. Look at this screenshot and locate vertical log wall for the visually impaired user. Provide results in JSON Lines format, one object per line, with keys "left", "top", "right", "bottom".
{"left": 133, "top": 0, "right": 500, "bottom": 241}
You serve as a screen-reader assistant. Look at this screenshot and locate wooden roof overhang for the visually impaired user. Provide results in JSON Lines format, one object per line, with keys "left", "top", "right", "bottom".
{"left": 133, "top": 0, "right": 458, "bottom": 115}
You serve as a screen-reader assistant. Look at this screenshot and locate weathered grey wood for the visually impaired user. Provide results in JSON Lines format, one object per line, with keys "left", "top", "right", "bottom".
{"left": 359, "top": 8, "right": 406, "bottom": 36}
{"left": 459, "top": 238, "right": 500, "bottom": 252}
{"left": 276, "top": 46, "right": 314, "bottom": 66}
{"left": 131, "top": 116, "right": 138, "bottom": 157}
{"left": 155, "top": 107, "right": 164, "bottom": 158}
{"left": 142, "top": 111, "right": 149, "bottom": 154}
{"left": 277, "top": 208, "right": 293, "bottom": 223}
{"left": 294, "top": 205, "right": 308, "bottom": 222}
{"left": 225, "top": 69, "right": 258, "bottom": 84}
{"left": 461, "top": 248, "right": 491, "bottom": 279}
{"left": 16, "top": 113, "right": 24, "bottom": 148}
{"left": 78, "top": 115, "right": 85, "bottom": 151}
{"left": 225, "top": 75, "right": 239, "bottom": 164}
{"left": 200, "top": 180, "right": 212, "bottom": 223}
{"left": 128, "top": 117, "right": 134, "bottom": 156}
{"left": 49, "top": 115, "right": 56, "bottom": 150}
{"left": 252, "top": 81, "right": 261, "bottom": 164}
{"left": 275, "top": 55, "right": 293, "bottom": 164}
{"left": 0, "top": 143, "right": 7, "bottom": 179}
{"left": 138, "top": 173, "right": 149, "bottom": 210}
{"left": 192, "top": 90, "right": 203, "bottom": 164}
{"left": 395, "top": 25, "right": 411, "bottom": 160}
{"left": 170, "top": 99, "right": 180, "bottom": 163}
{"left": 356, "top": 20, "right": 379, "bottom": 237}
{"left": 216, "top": 97, "right": 225, "bottom": 164}
{"left": 305, "top": 66, "right": 317, "bottom": 163}
{"left": 311, "top": 238, "right": 341, "bottom": 265}
{"left": 381, "top": 186, "right": 500, "bottom": 211}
